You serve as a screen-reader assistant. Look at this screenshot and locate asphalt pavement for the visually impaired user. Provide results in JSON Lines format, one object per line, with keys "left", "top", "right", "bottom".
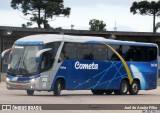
{"left": 0, "top": 82, "right": 160, "bottom": 113}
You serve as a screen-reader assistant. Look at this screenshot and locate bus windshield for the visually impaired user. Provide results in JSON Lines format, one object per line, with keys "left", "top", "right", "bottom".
{"left": 7, "top": 45, "right": 42, "bottom": 75}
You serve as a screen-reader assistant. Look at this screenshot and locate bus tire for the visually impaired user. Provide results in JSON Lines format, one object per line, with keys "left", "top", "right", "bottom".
{"left": 53, "top": 79, "right": 62, "bottom": 96}
{"left": 114, "top": 80, "right": 129, "bottom": 95}
{"left": 27, "top": 90, "right": 34, "bottom": 96}
{"left": 104, "top": 90, "right": 113, "bottom": 95}
{"left": 129, "top": 80, "right": 139, "bottom": 95}
{"left": 91, "top": 90, "right": 104, "bottom": 95}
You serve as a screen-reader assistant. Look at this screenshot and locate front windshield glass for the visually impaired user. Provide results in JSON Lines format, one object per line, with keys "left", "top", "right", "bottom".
{"left": 8, "top": 45, "right": 42, "bottom": 75}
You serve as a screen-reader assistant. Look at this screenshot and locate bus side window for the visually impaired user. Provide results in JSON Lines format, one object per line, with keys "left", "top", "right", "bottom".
{"left": 92, "top": 44, "right": 108, "bottom": 60}
{"left": 59, "top": 50, "right": 69, "bottom": 62}
{"left": 59, "top": 43, "right": 76, "bottom": 62}
{"left": 147, "top": 47, "right": 157, "bottom": 61}
{"left": 77, "top": 44, "right": 93, "bottom": 60}
{"left": 124, "top": 46, "right": 135, "bottom": 61}
{"left": 41, "top": 52, "right": 53, "bottom": 72}
{"left": 134, "top": 47, "right": 141, "bottom": 61}
{"left": 109, "top": 45, "right": 120, "bottom": 61}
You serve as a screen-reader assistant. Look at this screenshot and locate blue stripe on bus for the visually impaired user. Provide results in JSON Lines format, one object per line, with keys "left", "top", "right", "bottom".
{"left": 6, "top": 74, "right": 40, "bottom": 81}
{"left": 15, "top": 41, "right": 43, "bottom": 45}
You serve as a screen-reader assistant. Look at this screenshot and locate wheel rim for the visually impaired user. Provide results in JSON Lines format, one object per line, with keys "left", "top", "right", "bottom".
{"left": 57, "top": 82, "right": 61, "bottom": 93}
{"left": 122, "top": 82, "right": 128, "bottom": 93}
{"left": 132, "top": 83, "right": 138, "bottom": 93}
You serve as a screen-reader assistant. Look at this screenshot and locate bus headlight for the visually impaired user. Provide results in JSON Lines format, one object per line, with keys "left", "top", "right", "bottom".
{"left": 6, "top": 78, "right": 10, "bottom": 82}
{"left": 30, "top": 78, "right": 36, "bottom": 83}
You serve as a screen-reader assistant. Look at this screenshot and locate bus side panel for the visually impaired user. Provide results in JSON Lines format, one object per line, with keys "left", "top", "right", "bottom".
{"left": 50, "top": 60, "right": 81, "bottom": 90}
{"left": 52, "top": 60, "right": 128, "bottom": 90}
{"left": 129, "top": 61, "right": 157, "bottom": 90}
{"left": 86, "top": 61, "right": 127, "bottom": 90}
{"left": 51, "top": 60, "right": 157, "bottom": 91}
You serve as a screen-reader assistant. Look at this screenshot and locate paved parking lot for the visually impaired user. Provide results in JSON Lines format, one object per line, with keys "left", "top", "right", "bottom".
{"left": 0, "top": 82, "right": 160, "bottom": 113}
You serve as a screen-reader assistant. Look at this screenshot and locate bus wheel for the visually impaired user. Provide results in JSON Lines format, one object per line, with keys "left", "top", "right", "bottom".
{"left": 54, "top": 79, "right": 62, "bottom": 96}
{"left": 114, "top": 80, "right": 129, "bottom": 95}
{"left": 129, "top": 81, "right": 139, "bottom": 95}
{"left": 91, "top": 90, "right": 104, "bottom": 95}
{"left": 104, "top": 90, "right": 113, "bottom": 95}
{"left": 27, "top": 90, "right": 34, "bottom": 96}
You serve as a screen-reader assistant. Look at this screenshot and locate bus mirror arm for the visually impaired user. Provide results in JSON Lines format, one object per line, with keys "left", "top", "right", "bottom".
{"left": 1, "top": 48, "right": 11, "bottom": 61}
{"left": 36, "top": 48, "right": 52, "bottom": 62}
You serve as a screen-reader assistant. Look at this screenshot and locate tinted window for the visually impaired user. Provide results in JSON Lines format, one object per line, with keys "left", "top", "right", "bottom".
{"left": 60, "top": 43, "right": 76, "bottom": 61}
{"left": 40, "top": 52, "right": 53, "bottom": 72}
{"left": 142, "top": 47, "right": 157, "bottom": 61}
{"left": 123, "top": 46, "right": 157, "bottom": 62}
{"left": 77, "top": 44, "right": 93, "bottom": 60}
{"left": 122, "top": 45, "right": 129, "bottom": 60}
{"left": 93, "top": 44, "right": 108, "bottom": 60}
{"left": 40, "top": 42, "right": 60, "bottom": 71}
{"left": 108, "top": 45, "right": 121, "bottom": 61}
{"left": 60, "top": 42, "right": 157, "bottom": 62}
{"left": 45, "top": 42, "right": 61, "bottom": 59}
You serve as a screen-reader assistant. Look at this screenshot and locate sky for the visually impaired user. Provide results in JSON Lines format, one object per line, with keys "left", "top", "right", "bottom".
{"left": 0, "top": 0, "right": 159, "bottom": 32}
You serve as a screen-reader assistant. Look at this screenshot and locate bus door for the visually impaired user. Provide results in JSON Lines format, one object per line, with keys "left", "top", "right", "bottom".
{"left": 39, "top": 52, "right": 54, "bottom": 90}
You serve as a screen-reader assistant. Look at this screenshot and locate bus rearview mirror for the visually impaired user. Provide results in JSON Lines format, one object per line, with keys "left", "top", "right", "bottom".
{"left": 36, "top": 48, "right": 52, "bottom": 62}
{"left": 1, "top": 48, "right": 11, "bottom": 62}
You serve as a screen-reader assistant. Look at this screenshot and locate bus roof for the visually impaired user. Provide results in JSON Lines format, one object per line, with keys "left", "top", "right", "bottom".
{"left": 15, "top": 34, "right": 157, "bottom": 47}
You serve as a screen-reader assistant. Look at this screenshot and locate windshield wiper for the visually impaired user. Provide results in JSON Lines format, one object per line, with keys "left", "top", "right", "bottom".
{"left": 14, "top": 57, "right": 22, "bottom": 70}
{"left": 21, "top": 60, "right": 29, "bottom": 74}
{"left": 7, "top": 68, "right": 13, "bottom": 74}
{"left": 10, "top": 57, "right": 28, "bottom": 75}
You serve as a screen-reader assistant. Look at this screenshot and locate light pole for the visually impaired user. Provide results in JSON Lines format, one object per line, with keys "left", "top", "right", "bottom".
{"left": 71, "top": 24, "right": 74, "bottom": 30}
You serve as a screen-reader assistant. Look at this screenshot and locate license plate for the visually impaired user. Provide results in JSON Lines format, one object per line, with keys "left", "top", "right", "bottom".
{"left": 16, "top": 85, "right": 22, "bottom": 89}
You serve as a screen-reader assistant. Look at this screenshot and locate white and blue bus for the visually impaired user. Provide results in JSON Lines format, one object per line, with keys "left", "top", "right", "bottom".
{"left": 1, "top": 34, "right": 158, "bottom": 96}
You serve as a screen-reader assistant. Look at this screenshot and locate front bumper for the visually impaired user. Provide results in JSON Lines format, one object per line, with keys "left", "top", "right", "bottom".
{"left": 6, "top": 77, "right": 40, "bottom": 90}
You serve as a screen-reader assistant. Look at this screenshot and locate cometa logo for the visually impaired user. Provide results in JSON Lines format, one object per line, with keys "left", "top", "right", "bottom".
{"left": 75, "top": 61, "right": 98, "bottom": 70}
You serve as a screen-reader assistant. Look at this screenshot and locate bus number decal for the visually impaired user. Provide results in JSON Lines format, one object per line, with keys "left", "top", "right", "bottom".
{"left": 151, "top": 63, "right": 157, "bottom": 67}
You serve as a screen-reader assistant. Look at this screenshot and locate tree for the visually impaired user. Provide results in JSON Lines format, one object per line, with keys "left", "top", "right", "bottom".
{"left": 11, "top": 0, "right": 71, "bottom": 28}
{"left": 130, "top": 1, "right": 160, "bottom": 33}
{"left": 22, "top": 24, "right": 27, "bottom": 28}
{"left": 89, "top": 19, "right": 106, "bottom": 31}
{"left": 155, "top": 22, "right": 160, "bottom": 32}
